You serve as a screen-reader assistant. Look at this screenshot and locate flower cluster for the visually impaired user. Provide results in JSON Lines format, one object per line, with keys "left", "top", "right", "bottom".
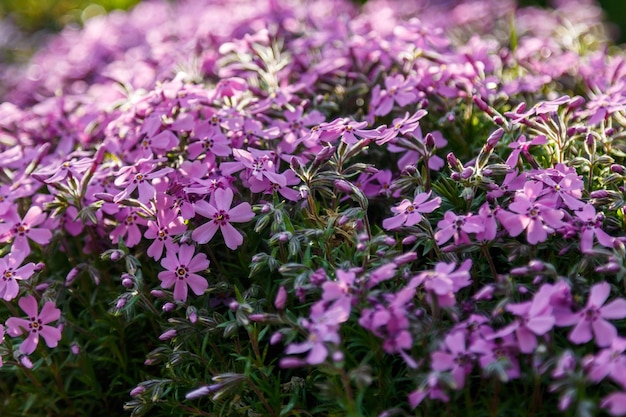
{"left": 1, "top": 0, "right": 626, "bottom": 416}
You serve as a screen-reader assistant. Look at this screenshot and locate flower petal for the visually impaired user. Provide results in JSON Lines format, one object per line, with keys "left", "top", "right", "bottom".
{"left": 192, "top": 221, "right": 219, "bottom": 245}
{"left": 589, "top": 282, "right": 611, "bottom": 308}
{"left": 593, "top": 319, "right": 617, "bottom": 348}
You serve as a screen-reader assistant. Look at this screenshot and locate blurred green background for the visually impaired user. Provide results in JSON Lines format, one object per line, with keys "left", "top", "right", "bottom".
{"left": 0, "top": 0, "right": 140, "bottom": 34}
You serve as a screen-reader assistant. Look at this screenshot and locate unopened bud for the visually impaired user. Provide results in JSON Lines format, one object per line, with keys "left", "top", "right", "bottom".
{"left": 19, "top": 355, "right": 33, "bottom": 369}
{"left": 424, "top": 133, "right": 436, "bottom": 148}
{"left": 274, "top": 286, "right": 287, "bottom": 310}
{"left": 567, "top": 95, "right": 585, "bottom": 111}
{"left": 446, "top": 152, "right": 459, "bottom": 169}
{"left": 334, "top": 179, "right": 353, "bottom": 194}
{"left": 394, "top": 252, "right": 418, "bottom": 265}
{"left": 270, "top": 332, "right": 283, "bottom": 345}
{"left": 159, "top": 329, "right": 177, "bottom": 340}
{"left": 486, "top": 128, "right": 504, "bottom": 148}
{"left": 94, "top": 192, "right": 115, "bottom": 203}
{"left": 473, "top": 95, "right": 491, "bottom": 114}
{"left": 65, "top": 267, "right": 81, "bottom": 285}
{"left": 461, "top": 167, "right": 474, "bottom": 179}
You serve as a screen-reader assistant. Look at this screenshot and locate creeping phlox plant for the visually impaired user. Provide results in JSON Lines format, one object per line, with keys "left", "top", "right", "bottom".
{"left": 1, "top": 0, "right": 626, "bottom": 415}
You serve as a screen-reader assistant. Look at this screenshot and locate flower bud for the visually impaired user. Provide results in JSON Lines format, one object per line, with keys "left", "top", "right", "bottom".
{"left": 567, "top": 95, "right": 585, "bottom": 111}
{"left": 446, "top": 152, "right": 460, "bottom": 169}
{"left": 150, "top": 290, "right": 165, "bottom": 298}
{"left": 162, "top": 302, "right": 175, "bottom": 312}
{"left": 461, "top": 167, "right": 474, "bottom": 179}
{"left": 424, "top": 133, "right": 436, "bottom": 149}
{"left": 274, "top": 286, "right": 287, "bottom": 310}
{"left": 19, "top": 355, "right": 33, "bottom": 369}
{"left": 65, "top": 267, "right": 81, "bottom": 285}
{"left": 93, "top": 192, "right": 115, "bottom": 203}
{"left": 159, "top": 329, "right": 177, "bottom": 340}
{"left": 394, "top": 252, "right": 418, "bottom": 265}
{"left": 130, "top": 386, "right": 146, "bottom": 397}
{"left": 486, "top": 128, "right": 504, "bottom": 148}
{"left": 472, "top": 95, "right": 491, "bottom": 113}
{"left": 115, "top": 298, "right": 127, "bottom": 310}
{"left": 334, "top": 179, "right": 353, "bottom": 194}
{"left": 248, "top": 313, "right": 266, "bottom": 322}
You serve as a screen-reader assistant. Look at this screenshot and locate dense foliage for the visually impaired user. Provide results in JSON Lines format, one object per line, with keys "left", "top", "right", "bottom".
{"left": 1, "top": 0, "right": 626, "bottom": 416}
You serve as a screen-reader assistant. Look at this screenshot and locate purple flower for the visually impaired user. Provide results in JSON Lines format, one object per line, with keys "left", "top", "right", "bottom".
{"left": 6, "top": 295, "right": 62, "bottom": 354}
{"left": 505, "top": 134, "right": 547, "bottom": 168}
{"left": 144, "top": 196, "right": 187, "bottom": 260}
{"left": 585, "top": 337, "right": 626, "bottom": 386}
{"left": 0, "top": 206, "right": 53, "bottom": 254}
{"left": 410, "top": 259, "right": 472, "bottom": 307}
{"left": 494, "top": 284, "right": 556, "bottom": 353}
{"left": 431, "top": 330, "right": 474, "bottom": 389}
{"left": 113, "top": 157, "right": 173, "bottom": 203}
{"left": 0, "top": 249, "right": 37, "bottom": 301}
{"left": 192, "top": 187, "right": 254, "bottom": 250}
{"left": 575, "top": 204, "right": 615, "bottom": 253}
{"left": 497, "top": 181, "right": 564, "bottom": 244}
{"left": 434, "top": 211, "right": 484, "bottom": 246}
{"left": 158, "top": 244, "right": 210, "bottom": 302}
{"left": 600, "top": 392, "right": 626, "bottom": 417}
{"left": 382, "top": 191, "right": 441, "bottom": 230}
{"left": 556, "top": 282, "right": 626, "bottom": 347}
{"left": 282, "top": 302, "right": 349, "bottom": 366}
{"left": 371, "top": 74, "right": 417, "bottom": 117}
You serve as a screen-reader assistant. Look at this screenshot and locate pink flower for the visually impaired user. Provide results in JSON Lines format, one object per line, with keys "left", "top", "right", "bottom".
{"left": 382, "top": 191, "right": 441, "bottom": 230}
{"left": 144, "top": 197, "right": 187, "bottom": 260}
{"left": 575, "top": 204, "right": 615, "bottom": 253}
{"left": 0, "top": 206, "right": 53, "bottom": 254}
{"left": 601, "top": 392, "right": 626, "bottom": 416}
{"left": 410, "top": 259, "right": 472, "bottom": 307}
{"left": 556, "top": 282, "right": 626, "bottom": 347}
{"left": 0, "top": 249, "right": 37, "bottom": 301}
{"left": 5, "top": 295, "right": 62, "bottom": 354}
{"left": 192, "top": 187, "right": 254, "bottom": 250}
{"left": 494, "top": 284, "right": 556, "bottom": 353}
{"left": 113, "top": 157, "right": 173, "bottom": 203}
{"left": 497, "top": 181, "right": 564, "bottom": 244}
{"left": 505, "top": 134, "right": 547, "bottom": 167}
{"left": 434, "top": 211, "right": 484, "bottom": 246}
{"left": 586, "top": 337, "right": 626, "bottom": 386}
{"left": 282, "top": 301, "right": 349, "bottom": 366}
{"left": 431, "top": 330, "right": 474, "bottom": 389}
{"left": 158, "top": 244, "right": 210, "bottom": 302}
{"left": 371, "top": 74, "right": 417, "bottom": 117}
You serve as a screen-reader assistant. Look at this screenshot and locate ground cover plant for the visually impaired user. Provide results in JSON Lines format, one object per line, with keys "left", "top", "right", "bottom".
{"left": 1, "top": 0, "right": 626, "bottom": 415}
